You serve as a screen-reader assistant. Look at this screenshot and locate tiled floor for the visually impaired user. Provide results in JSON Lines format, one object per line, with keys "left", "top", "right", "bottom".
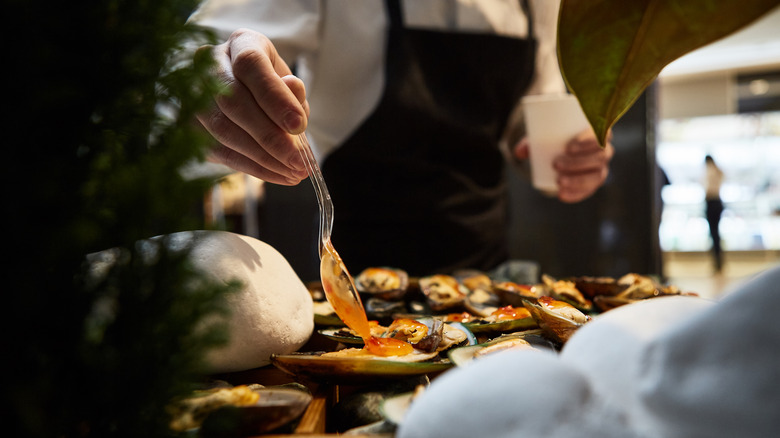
{"left": 663, "top": 250, "right": 780, "bottom": 300}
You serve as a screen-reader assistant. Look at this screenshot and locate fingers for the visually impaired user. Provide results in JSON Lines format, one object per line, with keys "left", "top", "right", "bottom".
{"left": 195, "top": 29, "right": 311, "bottom": 183}
{"left": 229, "top": 30, "right": 307, "bottom": 134}
{"left": 196, "top": 73, "right": 307, "bottom": 181}
{"left": 553, "top": 129, "right": 614, "bottom": 203}
{"left": 281, "top": 74, "right": 310, "bottom": 117}
{"left": 207, "top": 144, "right": 305, "bottom": 186}
{"left": 512, "top": 138, "right": 530, "bottom": 161}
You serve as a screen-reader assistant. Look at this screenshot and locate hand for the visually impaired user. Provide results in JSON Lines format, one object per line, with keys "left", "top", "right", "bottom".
{"left": 195, "top": 28, "right": 310, "bottom": 185}
{"left": 513, "top": 129, "right": 614, "bottom": 202}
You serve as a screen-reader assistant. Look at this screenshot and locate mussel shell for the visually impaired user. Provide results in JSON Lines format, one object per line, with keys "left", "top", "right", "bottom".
{"left": 313, "top": 300, "right": 344, "bottom": 326}
{"left": 418, "top": 274, "right": 468, "bottom": 313}
{"left": 593, "top": 294, "right": 635, "bottom": 312}
{"left": 452, "top": 269, "right": 493, "bottom": 293}
{"left": 198, "top": 387, "right": 312, "bottom": 436}
{"left": 522, "top": 297, "right": 591, "bottom": 345}
{"left": 463, "top": 314, "right": 538, "bottom": 334}
{"left": 365, "top": 297, "right": 408, "bottom": 324}
{"left": 318, "top": 328, "right": 364, "bottom": 345}
{"left": 318, "top": 318, "right": 476, "bottom": 353}
{"left": 464, "top": 287, "right": 502, "bottom": 317}
{"left": 571, "top": 276, "right": 628, "bottom": 299}
{"left": 447, "top": 330, "right": 554, "bottom": 366}
{"left": 355, "top": 267, "right": 410, "bottom": 301}
{"left": 270, "top": 351, "right": 451, "bottom": 385}
{"left": 492, "top": 281, "right": 540, "bottom": 307}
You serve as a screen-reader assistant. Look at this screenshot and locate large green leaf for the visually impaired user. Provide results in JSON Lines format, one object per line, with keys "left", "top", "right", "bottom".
{"left": 558, "top": 0, "right": 780, "bottom": 145}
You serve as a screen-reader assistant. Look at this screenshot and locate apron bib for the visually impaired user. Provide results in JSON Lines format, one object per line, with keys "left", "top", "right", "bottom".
{"left": 322, "top": 0, "right": 536, "bottom": 276}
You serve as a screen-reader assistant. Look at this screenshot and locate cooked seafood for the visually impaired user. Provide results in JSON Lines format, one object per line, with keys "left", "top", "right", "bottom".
{"left": 448, "top": 331, "right": 551, "bottom": 366}
{"left": 167, "top": 385, "right": 261, "bottom": 432}
{"left": 541, "top": 274, "right": 593, "bottom": 311}
{"left": 462, "top": 305, "right": 538, "bottom": 334}
{"left": 320, "top": 346, "right": 441, "bottom": 363}
{"left": 355, "top": 267, "right": 410, "bottom": 301}
{"left": 464, "top": 286, "right": 501, "bottom": 317}
{"left": 473, "top": 337, "right": 534, "bottom": 358}
{"left": 592, "top": 273, "right": 691, "bottom": 311}
{"left": 454, "top": 270, "right": 493, "bottom": 293}
{"left": 523, "top": 296, "right": 591, "bottom": 344}
{"left": 481, "top": 305, "right": 532, "bottom": 323}
{"left": 572, "top": 275, "right": 628, "bottom": 299}
{"left": 418, "top": 274, "right": 468, "bottom": 312}
{"left": 326, "top": 317, "right": 471, "bottom": 355}
{"left": 491, "top": 281, "right": 540, "bottom": 307}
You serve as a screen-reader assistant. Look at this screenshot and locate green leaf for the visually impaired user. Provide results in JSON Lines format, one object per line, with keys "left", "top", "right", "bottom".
{"left": 557, "top": 0, "right": 780, "bottom": 145}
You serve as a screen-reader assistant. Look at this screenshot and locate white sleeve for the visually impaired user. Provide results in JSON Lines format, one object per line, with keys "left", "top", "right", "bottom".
{"left": 188, "top": 0, "right": 322, "bottom": 64}
{"left": 501, "top": 0, "right": 567, "bottom": 148}
{"left": 526, "top": 0, "right": 567, "bottom": 96}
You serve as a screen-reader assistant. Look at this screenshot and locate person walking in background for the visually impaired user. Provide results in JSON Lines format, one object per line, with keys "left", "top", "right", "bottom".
{"left": 704, "top": 154, "right": 724, "bottom": 273}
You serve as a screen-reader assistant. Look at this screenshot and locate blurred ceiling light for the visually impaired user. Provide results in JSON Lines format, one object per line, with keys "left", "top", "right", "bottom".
{"left": 748, "top": 78, "right": 770, "bottom": 95}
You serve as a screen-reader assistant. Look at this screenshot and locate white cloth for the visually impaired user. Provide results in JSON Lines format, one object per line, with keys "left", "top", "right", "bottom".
{"left": 398, "top": 264, "right": 780, "bottom": 437}
{"left": 188, "top": 0, "right": 566, "bottom": 161}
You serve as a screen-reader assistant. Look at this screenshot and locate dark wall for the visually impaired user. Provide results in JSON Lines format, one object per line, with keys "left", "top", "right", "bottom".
{"left": 258, "top": 181, "right": 321, "bottom": 282}
{"left": 507, "top": 85, "right": 663, "bottom": 279}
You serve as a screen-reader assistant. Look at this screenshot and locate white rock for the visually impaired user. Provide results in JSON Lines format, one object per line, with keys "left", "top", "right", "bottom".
{"left": 88, "top": 230, "right": 314, "bottom": 373}
{"left": 184, "top": 231, "right": 314, "bottom": 373}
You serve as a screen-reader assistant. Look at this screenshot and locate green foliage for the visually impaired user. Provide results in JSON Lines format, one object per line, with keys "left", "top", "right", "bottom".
{"left": 5, "top": 1, "right": 238, "bottom": 436}
{"left": 557, "top": 0, "right": 780, "bottom": 146}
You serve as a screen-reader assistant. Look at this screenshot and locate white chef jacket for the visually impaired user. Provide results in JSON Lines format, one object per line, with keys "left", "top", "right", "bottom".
{"left": 189, "top": 0, "right": 566, "bottom": 161}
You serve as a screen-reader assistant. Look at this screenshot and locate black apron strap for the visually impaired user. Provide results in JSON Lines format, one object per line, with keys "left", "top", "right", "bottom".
{"left": 322, "top": 0, "right": 538, "bottom": 276}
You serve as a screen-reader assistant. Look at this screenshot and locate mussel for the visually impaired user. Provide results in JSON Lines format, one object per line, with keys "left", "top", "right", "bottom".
{"left": 418, "top": 274, "right": 468, "bottom": 312}
{"left": 355, "top": 267, "right": 410, "bottom": 301}
{"left": 540, "top": 274, "right": 593, "bottom": 312}
{"left": 491, "top": 280, "right": 540, "bottom": 307}
{"left": 523, "top": 296, "right": 591, "bottom": 344}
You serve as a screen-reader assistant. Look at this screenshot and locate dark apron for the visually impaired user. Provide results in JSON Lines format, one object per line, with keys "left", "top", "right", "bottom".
{"left": 322, "top": 0, "right": 537, "bottom": 277}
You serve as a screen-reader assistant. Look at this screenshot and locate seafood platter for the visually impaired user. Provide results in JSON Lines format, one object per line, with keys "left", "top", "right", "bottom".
{"left": 177, "top": 267, "right": 698, "bottom": 436}
{"left": 289, "top": 268, "right": 696, "bottom": 380}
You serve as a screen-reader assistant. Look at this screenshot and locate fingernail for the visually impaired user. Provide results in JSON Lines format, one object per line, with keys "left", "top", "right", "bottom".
{"left": 284, "top": 111, "right": 304, "bottom": 133}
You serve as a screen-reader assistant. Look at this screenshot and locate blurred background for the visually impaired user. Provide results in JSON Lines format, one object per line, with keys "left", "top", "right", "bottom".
{"left": 205, "top": 8, "right": 780, "bottom": 301}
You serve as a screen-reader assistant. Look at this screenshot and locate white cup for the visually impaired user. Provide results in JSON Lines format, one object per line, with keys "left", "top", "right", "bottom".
{"left": 521, "top": 93, "right": 590, "bottom": 195}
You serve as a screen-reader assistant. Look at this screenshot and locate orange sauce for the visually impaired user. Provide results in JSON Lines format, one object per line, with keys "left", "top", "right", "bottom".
{"left": 365, "top": 336, "right": 414, "bottom": 356}
{"left": 387, "top": 318, "right": 428, "bottom": 336}
{"left": 445, "top": 312, "right": 474, "bottom": 323}
{"left": 490, "top": 305, "right": 532, "bottom": 321}
{"left": 320, "top": 242, "right": 415, "bottom": 357}
{"left": 538, "top": 295, "right": 567, "bottom": 310}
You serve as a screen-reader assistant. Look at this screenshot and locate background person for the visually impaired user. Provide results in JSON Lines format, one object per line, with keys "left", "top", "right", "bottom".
{"left": 704, "top": 154, "right": 725, "bottom": 273}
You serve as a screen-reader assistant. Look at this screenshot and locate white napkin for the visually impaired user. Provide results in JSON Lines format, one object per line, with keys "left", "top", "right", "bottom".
{"left": 398, "top": 265, "right": 780, "bottom": 438}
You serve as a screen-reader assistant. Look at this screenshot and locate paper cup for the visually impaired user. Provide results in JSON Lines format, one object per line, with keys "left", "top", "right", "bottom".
{"left": 521, "top": 94, "right": 590, "bottom": 195}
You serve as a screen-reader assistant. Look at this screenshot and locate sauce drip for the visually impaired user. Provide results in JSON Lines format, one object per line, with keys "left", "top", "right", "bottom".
{"left": 320, "top": 241, "right": 414, "bottom": 356}
{"left": 365, "top": 336, "right": 414, "bottom": 356}
{"left": 490, "top": 305, "right": 532, "bottom": 321}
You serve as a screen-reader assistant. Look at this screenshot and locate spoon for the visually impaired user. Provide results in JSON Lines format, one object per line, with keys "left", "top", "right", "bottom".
{"left": 297, "top": 134, "right": 417, "bottom": 357}
{"left": 296, "top": 134, "right": 371, "bottom": 339}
